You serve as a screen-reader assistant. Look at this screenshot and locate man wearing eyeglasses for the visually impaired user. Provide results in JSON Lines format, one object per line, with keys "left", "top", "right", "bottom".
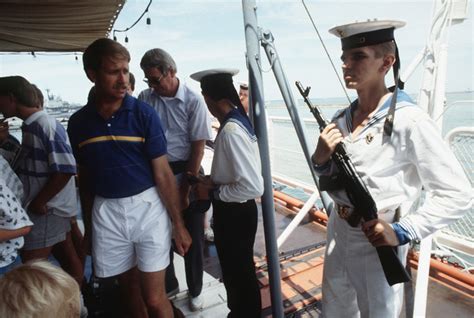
{"left": 138, "top": 48, "right": 212, "bottom": 312}
{"left": 68, "top": 39, "right": 191, "bottom": 317}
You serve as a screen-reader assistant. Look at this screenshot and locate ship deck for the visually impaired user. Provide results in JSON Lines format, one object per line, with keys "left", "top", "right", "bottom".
{"left": 172, "top": 203, "right": 474, "bottom": 317}
{"left": 81, "top": 202, "right": 473, "bottom": 317}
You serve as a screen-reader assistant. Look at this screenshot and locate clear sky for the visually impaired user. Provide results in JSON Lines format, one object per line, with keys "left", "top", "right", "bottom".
{"left": 0, "top": 0, "right": 472, "bottom": 104}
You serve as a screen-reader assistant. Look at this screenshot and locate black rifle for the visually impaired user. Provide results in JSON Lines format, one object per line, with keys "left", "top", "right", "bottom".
{"left": 296, "top": 81, "right": 410, "bottom": 286}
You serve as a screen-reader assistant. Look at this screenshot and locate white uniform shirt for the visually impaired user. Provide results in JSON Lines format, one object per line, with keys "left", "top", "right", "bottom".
{"left": 316, "top": 91, "right": 472, "bottom": 240}
{"left": 211, "top": 110, "right": 264, "bottom": 203}
{"left": 138, "top": 80, "right": 212, "bottom": 162}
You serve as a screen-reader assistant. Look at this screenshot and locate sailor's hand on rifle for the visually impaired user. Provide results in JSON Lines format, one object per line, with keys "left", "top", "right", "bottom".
{"left": 362, "top": 219, "right": 399, "bottom": 247}
{"left": 312, "top": 123, "right": 343, "bottom": 166}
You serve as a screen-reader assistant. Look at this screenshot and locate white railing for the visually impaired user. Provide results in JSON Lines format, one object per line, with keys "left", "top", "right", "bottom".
{"left": 433, "top": 126, "right": 474, "bottom": 271}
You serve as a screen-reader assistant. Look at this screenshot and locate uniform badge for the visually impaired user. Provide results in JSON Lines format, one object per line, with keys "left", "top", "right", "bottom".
{"left": 365, "top": 133, "right": 374, "bottom": 144}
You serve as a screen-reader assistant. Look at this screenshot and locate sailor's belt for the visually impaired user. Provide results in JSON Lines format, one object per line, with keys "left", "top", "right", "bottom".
{"left": 335, "top": 204, "right": 354, "bottom": 220}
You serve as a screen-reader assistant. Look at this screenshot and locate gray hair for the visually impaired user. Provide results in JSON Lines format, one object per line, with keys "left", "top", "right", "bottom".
{"left": 140, "top": 48, "right": 177, "bottom": 74}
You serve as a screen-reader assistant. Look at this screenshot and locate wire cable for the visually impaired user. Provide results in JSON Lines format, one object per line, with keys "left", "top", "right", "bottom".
{"left": 113, "top": 0, "right": 153, "bottom": 39}
{"left": 301, "top": 0, "right": 351, "bottom": 104}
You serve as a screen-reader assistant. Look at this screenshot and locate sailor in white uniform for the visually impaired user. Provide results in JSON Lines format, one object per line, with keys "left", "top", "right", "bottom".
{"left": 312, "top": 20, "right": 472, "bottom": 317}
{"left": 190, "top": 68, "right": 264, "bottom": 318}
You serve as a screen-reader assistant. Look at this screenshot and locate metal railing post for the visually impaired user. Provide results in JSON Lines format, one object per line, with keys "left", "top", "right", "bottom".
{"left": 260, "top": 29, "right": 334, "bottom": 215}
{"left": 242, "top": 1, "right": 284, "bottom": 317}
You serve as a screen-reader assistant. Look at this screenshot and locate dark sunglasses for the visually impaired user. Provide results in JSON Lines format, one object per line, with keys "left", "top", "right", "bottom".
{"left": 143, "top": 74, "right": 164, "bottom": 86}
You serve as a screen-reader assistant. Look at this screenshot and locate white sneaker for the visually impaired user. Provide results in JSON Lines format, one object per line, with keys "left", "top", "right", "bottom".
{"left": 204, "top": 227, "right": 214, "bottom": 242}
{"left": 189, "top": 295, "right": 204, "bottom": 311}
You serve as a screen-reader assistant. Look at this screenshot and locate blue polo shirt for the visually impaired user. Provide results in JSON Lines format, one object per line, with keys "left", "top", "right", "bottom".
{"left": 67, "top": 94, "right": 167, "bottom": 198}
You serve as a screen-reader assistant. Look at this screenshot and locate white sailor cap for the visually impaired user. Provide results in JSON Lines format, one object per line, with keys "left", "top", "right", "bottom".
{"left": 190, "top": 68, "right": 239, "bottom": 82}
{"left": 329, "top": 19, "right": 405, "bottom": 50}
{"left": 190, "top": 68, "right": 242, "bottom": 104}
{"left": 238, "top": 81, "right": 248, "bottom": 90}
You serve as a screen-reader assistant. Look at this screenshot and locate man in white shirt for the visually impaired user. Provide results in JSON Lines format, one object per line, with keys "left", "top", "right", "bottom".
{"left": 138, "top": 48, "right": 212, "bottom": 311}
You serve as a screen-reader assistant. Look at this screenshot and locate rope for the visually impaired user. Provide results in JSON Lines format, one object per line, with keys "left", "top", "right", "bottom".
{"left": 301, "top": 0, "right": 351, "bottom": 104}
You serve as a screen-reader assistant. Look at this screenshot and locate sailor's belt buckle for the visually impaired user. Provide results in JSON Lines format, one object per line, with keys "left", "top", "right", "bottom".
{"left": 336, "top": 204, "right": 353, "bottom": 220}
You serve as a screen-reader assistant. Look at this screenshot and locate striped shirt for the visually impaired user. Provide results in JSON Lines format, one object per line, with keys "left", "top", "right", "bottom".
{"left": 16, "top": 111, "right": 78, "bottom": 217}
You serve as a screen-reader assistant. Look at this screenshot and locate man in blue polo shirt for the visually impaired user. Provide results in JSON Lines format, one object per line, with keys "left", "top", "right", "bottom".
{"left": 67, "top": 38, "right": 191, "bottom": 318}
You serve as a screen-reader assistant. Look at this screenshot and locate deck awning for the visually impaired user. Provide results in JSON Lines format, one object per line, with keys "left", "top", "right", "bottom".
{"left": 0, "top": 0, "right": 125, "bottom": 52}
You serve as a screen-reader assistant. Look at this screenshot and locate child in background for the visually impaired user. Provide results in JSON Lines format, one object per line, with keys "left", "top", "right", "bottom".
{"left": 0, "top": 155, "right": 33, "bottom": 274}
{"left": 0, "top": 259, "right": 81, "bottom": 318}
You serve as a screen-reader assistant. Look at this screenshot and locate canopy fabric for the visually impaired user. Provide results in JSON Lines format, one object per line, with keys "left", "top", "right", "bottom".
{"left": 0, "top": 0, "right": 125, "bottom": 52}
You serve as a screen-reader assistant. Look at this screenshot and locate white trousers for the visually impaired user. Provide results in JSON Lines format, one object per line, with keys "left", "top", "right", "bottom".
{"left": 322, "top": 211, "right": 408, "bottom": 318}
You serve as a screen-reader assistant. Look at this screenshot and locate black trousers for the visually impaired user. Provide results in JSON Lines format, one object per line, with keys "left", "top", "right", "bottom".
{"left": 165, "top": 206, "right": 205, "bottom": 297}
{"left": 213, "top": 199, "right": 261, "bottom": 318}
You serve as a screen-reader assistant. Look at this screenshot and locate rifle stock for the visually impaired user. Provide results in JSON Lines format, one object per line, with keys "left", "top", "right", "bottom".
{"left": 296, "top": 81, "right": 410, "bottom": 285}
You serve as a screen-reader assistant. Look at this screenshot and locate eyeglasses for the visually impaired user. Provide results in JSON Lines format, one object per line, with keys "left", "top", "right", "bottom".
{"left": 143, "top": 74, "right": 164, "bottom": 86}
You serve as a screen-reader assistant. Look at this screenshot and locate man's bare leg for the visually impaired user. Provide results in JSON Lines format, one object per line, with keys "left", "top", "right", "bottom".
{"left": 52, "top": 232, "right": 84, "bottom": 287}
{"left": 118, "top": 266, "right": 148, "bottom": 318}
{"left": 70, "top": 217, "right": 86, "bottom": 267}
{"left": 140, "top": 269, "right": 174, "bottom": 318}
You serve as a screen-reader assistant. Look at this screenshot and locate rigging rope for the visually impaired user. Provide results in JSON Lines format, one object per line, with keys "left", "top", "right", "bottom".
{"left": 301, "top": 0, "right": 351, "bottom": 104}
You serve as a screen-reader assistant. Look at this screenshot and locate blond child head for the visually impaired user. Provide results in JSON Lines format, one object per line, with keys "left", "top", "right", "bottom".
{"left": 0, "top": 260, "right": 81, "bottom": 318}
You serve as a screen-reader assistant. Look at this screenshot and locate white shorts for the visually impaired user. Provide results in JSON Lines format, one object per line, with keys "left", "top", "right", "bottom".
{"left": 92, "top": 187, "right": 171, "bottom": 278}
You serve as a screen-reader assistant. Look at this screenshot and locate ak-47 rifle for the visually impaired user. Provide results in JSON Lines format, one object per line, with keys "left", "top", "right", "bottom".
{"left": 296, "top": 81, "right": 410, "bottom": 286}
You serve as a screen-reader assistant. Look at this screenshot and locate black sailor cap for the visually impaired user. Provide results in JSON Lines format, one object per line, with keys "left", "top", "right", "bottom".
{"left": 329, "top": 19, "right": 405, "bottom": 50}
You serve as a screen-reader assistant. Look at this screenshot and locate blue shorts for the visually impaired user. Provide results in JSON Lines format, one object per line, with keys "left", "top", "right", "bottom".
{"left": 0, "top": 256, "right": 21, "bottom": 276}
